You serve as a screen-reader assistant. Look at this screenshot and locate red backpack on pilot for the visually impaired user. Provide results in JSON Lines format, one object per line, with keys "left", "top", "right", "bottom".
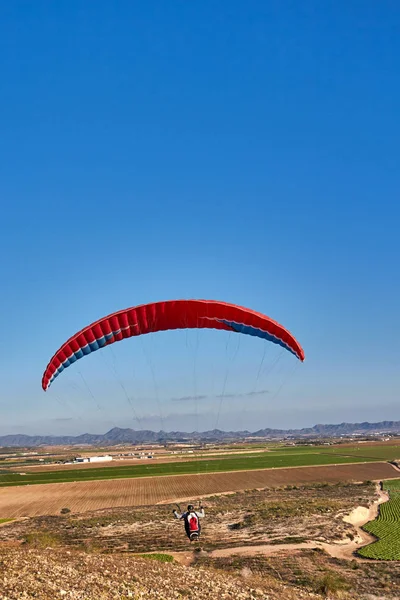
{"left": 188, "top": 512, "right": 199, "bottom": 532}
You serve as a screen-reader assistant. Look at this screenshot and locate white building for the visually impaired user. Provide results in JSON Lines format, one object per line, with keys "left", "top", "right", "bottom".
{"left": 89, "top": 455, "right": 113, "bottom": 463}
{"left": 75, "top": 455, "right": 113, "bottom": 463}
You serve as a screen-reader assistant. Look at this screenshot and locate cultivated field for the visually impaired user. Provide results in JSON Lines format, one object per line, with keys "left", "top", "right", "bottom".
{"left": 357, "top": 480, "right": 400, "bottom": 560}
{"left": 359, "top": 494, "right": 400, "bottom": 560}
{"left": 3, "top": 441, "right": 400, "bottom": 487}
{"left": 384, "top": 479, "right": 400, "bottom": 492}
{"left": 0, "top": 461, "right": 398, "bottom": 518}
{"left": 10, "top": 449, "right": 272, "bottom": 472}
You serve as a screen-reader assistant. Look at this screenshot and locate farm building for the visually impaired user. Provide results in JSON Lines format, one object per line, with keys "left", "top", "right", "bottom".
{"left": 89, "top": 455, "right": 113, "bottom": 463}
{"left": 75, "top": 455, "right": 113, "bottom": 463}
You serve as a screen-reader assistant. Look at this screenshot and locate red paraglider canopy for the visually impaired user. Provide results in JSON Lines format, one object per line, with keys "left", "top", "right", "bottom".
{"left": 42, "top": 299, "right": 304, "bottom": 391}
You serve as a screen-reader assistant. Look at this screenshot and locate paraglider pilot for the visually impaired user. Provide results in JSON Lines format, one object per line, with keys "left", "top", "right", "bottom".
{"left": 173, "top": 504, "right": 205, "bottom": 541}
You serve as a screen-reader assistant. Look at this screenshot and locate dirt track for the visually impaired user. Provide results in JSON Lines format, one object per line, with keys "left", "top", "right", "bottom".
{"left": 206, "top": 489, "right": 386, "bottom": 562}
{"left": 0, "top": 462, "right": 398, "bottom": 518}
{"left": 171, "top": 484, "right": 390, "bottom": 566}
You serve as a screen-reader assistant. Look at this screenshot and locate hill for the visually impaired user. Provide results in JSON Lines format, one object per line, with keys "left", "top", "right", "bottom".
{"left": 1, "top": 420, "right": 400, "bottom": 447}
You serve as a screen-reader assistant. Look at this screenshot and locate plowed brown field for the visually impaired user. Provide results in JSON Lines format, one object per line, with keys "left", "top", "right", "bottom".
{"left": 0, "top": 462, "right": 398, "bottom": 518}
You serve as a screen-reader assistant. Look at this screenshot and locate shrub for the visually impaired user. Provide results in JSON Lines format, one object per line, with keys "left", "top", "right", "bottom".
{"left": 24, "top": 531, "right": 60, "bottom": 548}
{"left": 138, "top": 553, "right": 174, "bottom": 563}
{"left": 314, "top": 572, "right": 350, "bottom": 596}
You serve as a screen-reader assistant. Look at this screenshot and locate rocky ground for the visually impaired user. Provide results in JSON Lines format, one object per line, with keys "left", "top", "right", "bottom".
{"left": 1, "top": 481, "right": 400, "bottom": 599}
{"left": 1, "top": 543, "right": 400, "bottom": 599}
{"left": 0, "top": 546, "right": 313, "bottom": 600}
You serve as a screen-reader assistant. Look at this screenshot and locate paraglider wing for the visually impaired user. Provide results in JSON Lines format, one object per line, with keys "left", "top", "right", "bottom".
{"left": 41, "top": 299, "right": 304, "bottom": 391}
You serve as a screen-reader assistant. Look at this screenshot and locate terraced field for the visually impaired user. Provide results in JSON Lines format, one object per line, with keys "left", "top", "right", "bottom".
{"left": 359, "top": 481, "right": 400, "bottom": 560}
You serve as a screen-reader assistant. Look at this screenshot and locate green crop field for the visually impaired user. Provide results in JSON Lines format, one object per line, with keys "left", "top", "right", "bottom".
{"left": 0, "top": 440, "right": 397, "bottom": 489}
{"left": 324, "top": 445, "right": 400, "bottom": 461}
{"left": 383, "top": 479, "right": 400, "bottom": 492}
{"left": 359, "top": 483, "right": 400, "bottom": 560}
{"left": 0, "top": 447, "right": 379, "bottom": 488}
{"left": 280, "top": 444, "right": 400, "bottom": 462}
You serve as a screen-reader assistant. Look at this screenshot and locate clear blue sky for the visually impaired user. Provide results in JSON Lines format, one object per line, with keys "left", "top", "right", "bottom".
{"left": 0, "top": 1, "right": 399, "bottom": 435}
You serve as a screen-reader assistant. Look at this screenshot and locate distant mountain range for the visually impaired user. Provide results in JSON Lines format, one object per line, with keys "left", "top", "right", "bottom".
{"left": 1, "top": 421, "right": 400, "bottom": 447}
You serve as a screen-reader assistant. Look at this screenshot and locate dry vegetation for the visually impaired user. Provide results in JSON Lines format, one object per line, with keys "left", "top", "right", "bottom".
{"left": 2, "top": 481, "right": 400, "bottom": 598}
{"left": 1, "top": 482, "right": 373, "bottom": 553}
{"left": 0, "top": 546, "right": 315, "bottom": 599}
{"left": 196, "top": 549, "right": 400, "bottom": 599}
